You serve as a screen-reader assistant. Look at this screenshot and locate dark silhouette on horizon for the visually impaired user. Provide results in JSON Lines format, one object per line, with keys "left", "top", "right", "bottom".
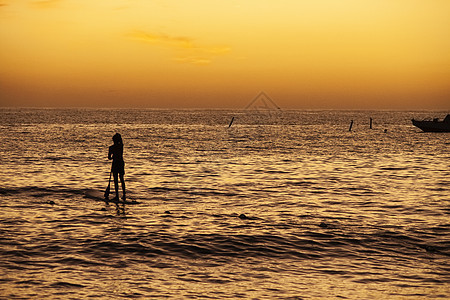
{"left": 108, "top": 133, "right": 126, "bottom": 200}
{"left": 245, "top": 91, "right": 281, "bottom": 110}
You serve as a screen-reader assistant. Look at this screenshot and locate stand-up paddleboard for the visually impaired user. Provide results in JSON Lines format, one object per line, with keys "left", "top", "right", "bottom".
{"left": 85, "top": 189, "right": 139, "bottom": 205}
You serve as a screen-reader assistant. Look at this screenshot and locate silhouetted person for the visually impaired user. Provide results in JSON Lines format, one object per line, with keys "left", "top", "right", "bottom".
{"left": 108, "top": 133, "right": 126, "bottom": 200}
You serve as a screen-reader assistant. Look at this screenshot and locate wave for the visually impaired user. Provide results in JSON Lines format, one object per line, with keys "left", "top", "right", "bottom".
{"left": 0, "top": 186, "right": 87, "bottom": 197}
{"left": 3, "top": 229, "right": 448, "bottom": 268}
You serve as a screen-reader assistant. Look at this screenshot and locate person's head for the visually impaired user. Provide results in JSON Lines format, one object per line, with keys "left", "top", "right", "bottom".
{"left": 113, "top": 133, "right": 123, "bottom": 145}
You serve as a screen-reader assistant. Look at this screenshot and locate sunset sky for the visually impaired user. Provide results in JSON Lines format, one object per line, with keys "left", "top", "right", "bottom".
{"left": 1, "top": 0, "right": 449, "bottom": 109}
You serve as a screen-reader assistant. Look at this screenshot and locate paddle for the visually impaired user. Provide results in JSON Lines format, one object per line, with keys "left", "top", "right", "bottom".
{"left": 104, "top": 171, "right": 112, "bottom": 199}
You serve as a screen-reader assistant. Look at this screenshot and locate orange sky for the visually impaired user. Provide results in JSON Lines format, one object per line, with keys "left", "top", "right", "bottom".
{"left": 0, "top": 0, "right": 449, "bottom": 108}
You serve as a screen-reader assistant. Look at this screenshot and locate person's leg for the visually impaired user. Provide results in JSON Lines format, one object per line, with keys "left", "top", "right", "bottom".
{"left": 119, "top": 173, "right": 126, "bottom": 200}
{"left": 113, "top": 172, "right": 119, "bottom": 199}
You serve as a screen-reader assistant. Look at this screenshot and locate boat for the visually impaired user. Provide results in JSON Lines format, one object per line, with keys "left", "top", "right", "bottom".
{"left": 411, "top": 114, "right": 450, "bottom": 132}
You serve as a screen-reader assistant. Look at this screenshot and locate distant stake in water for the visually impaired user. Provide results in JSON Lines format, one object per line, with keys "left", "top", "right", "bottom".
{"left": 349, "top": 120, "right": 354, "bottom": 132}
{"left": 370, "top": 117, "right": 373, "bottom": 129}
{"left": 228, "top": 116, "right": 235, "bottom": 128}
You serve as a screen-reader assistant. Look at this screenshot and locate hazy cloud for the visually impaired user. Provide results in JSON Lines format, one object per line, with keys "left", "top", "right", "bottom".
{"left": 130, "top": 31, "right": 195, "bottom": 49}
{"left": 128, "top": 31, "right": 231, "bottom": 65}
{"left": 173, "top": 56, "right": 212, "bottom": 66}
{"left": 31, "top": 0, "right": 62, "bottom": 9}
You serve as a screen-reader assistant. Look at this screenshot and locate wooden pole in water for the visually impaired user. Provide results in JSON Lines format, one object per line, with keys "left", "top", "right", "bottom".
{"left": 228, "top": 116, "right": 235, "bottom": 128}
{"left": 349, "top": 120, "right": 354, "bottom": 132}
{"left": 370, "top": 117, "right": 373, "bottom": 129}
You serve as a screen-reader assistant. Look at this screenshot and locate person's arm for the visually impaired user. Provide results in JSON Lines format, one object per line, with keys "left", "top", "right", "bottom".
{"left": 108, "top": 146, "right": 113, "bottom": 160}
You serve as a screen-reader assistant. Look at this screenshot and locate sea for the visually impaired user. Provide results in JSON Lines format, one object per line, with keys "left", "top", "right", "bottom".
{"left": 0, "top": 108, "right": 449, "bottom": 299}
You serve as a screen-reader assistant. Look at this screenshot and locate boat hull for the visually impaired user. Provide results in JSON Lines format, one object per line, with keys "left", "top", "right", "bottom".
{"left": 412, "top": 119, "right": 450, "bottom": 132}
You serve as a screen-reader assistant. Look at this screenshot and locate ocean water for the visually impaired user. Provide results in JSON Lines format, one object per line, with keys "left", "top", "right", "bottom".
{"left": 0, "top": 108, "right": 449, "bottom": 299}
